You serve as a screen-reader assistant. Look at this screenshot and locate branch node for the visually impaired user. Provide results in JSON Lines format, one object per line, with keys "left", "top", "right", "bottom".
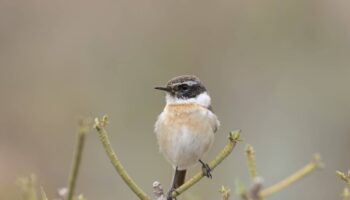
{"left": 312, "top": 154, "right": 324, "bottom": 169}
{"left": 229, "top": 130, "right": 241, "bottom": 142}
{"left": 219, "top": 185, "right": 231, "bottom": 200}
{"left": 337, "top": 169, "right": 350, "bottom": 188}
{"left": 94, "top": 115, "right": 109, "bottom": 130}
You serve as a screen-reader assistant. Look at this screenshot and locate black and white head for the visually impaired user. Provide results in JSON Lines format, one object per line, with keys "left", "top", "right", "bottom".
{"left": 155, "top": 75, "right": 211, "bottom": 108}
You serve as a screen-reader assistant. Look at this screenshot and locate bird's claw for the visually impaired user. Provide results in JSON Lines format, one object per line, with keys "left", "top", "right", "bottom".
{"left": 199, "top": 160, "right": 212, "bottom": 178}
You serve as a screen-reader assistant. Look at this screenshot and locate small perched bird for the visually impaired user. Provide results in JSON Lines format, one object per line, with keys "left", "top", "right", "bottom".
{"left": 154, "top": 75, "right": 220, "bottom": 200}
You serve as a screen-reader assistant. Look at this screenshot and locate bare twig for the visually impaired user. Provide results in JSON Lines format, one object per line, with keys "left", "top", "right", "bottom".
{"left": 245, "top": 145, "right": 258, "bottom": 180}
{"left": 337, "top": 170, "right": 350, "bottom": 187}
{"left": 95, "top": 115, "right": 240, "bottom": 200}
{"left": 77, "top": 194, "right": 87, "bottom": 200}
{"left": 244, "top": 145, "right": 264, "bottom": 200}
{"left": 260, "top": 154, "right": 323, "bottom": 198}
{"left": 67, "top": 118, "right": 90, "bottom": 200}
{"left": 219, "top": 186, "right": 231, "bottom": 200}
{"left": 171, "top": 130, "right": 241, "bottom": 198}
{"left": 341, "top": 187, "right": 350, "bottom": 200}
{"left": 40, "top": 187, "right": 48, "bottom": 200}
{"left": 17, "top": 174, "right": 38, "bottom": 200}
{"left": 337, "top": 170, "right": 350, "bottom": 200}
{"left": 94, "top": 116, "right": 152, "bottom": 200}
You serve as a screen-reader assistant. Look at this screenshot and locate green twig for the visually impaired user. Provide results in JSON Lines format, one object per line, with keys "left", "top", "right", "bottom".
{"left": 94, "top": 116, "right": 151, "bottom": 200}
{"left": 94, "top": 115, "right": 241, "bottom": 200}
{"left": 337, "top": 170, "right": 350, "bottom": 200}
{"left": 260, "top": 154, "right": 323, "bottom": 198}
{"left": 342, "top": 187, "right": 350, "bottom": 200}
{"left": 219, "top": 186, "right": 231, "bottom": 200}
{"left": 17, "top": 174, "right": 38, "bottom": 200}
{"left": 40, "top": 187, "right": 48, "bottom": 200}
{"left": 171, "top": 130, "right": 241, "bottom": 198}
{"left": 245, "top": 144, "right": 258, "bottom": 180}
{"left": 67, "top": 118, "right": 90, "bottom": 200}
{"left": 336, "top": 170, "right": 350, "bottom": 188}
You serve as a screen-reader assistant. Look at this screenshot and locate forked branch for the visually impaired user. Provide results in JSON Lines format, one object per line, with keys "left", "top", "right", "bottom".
{"left": 94, "top": 115, "right": 241, "bottom": 200}
{"left": 170, "top": 130, "right": 241, "bottom": 198}
{"left": 94, "top": 116, "right": 152, "bottom": 200}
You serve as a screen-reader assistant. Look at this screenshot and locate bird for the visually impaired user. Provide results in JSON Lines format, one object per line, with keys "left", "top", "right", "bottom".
{"left": 154, "top": 75, "right": 220, "bottom": 200}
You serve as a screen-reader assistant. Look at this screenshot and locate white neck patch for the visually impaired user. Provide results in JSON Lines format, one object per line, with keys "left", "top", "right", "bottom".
{"left": 166, "top": 92, "right": 211, "bottom": 108}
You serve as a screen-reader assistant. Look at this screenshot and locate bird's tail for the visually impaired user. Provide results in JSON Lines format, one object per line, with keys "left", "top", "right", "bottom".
{"left": 172, "top": 169, "right": 187, "bottom": 189}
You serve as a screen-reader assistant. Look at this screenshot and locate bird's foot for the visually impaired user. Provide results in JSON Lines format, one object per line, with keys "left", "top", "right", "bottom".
{"left": 166, "top": 187, "right": 179, "bottom": 200}
{"left": 199, "top": 160, "right": 212, "bottom": 179}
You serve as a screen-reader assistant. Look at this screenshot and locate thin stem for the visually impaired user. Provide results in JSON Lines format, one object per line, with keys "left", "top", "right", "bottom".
{"left": 94, "top": 116, "right": 151, "bottom": 200}
{"left": 342, "top": 187, "right": 350, "bottom": 200}
{"left": 95, "top": 115, "right": 240, "bottom": 200}
{"left": 17, "top": 174, "right": 38, "bottom": 200}
{"left": 67, "top": 119, "right": 89, "bottom": 200}
{"left": 260, "top": 154, "right": 323, "bottom": 198}
{"left": 245, "top": 144, "right": 258, "bottom": 180}
{"left": 337, "top": 170, "right": 350, "bottom": 200}
{"left": 172, "top": 130, "right": 241, "bottom": 198}
{"left": 219, "top": 186, "right": 231, "bottom": 200}
{"left": 40, "top": 186, "right": 48, "bottom": 200}
{"left": 336, "top": 170, "right": 350, "bottom": 188}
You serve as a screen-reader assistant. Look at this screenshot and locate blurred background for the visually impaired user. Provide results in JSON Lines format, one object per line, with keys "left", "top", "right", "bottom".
{"left": 1, "top": 0, "right": 350, "bottom": 199}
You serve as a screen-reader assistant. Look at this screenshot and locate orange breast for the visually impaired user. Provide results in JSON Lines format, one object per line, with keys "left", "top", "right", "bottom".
{"left": 162, "top": 103, "right": 211, "bottom": 134}
{"left": 155, "top": 103, "right": 215, "bottom": 168}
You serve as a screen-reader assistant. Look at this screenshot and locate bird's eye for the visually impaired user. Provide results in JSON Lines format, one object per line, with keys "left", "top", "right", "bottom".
{"left": 179, "top": 84, "right": 189, "bottom": 90}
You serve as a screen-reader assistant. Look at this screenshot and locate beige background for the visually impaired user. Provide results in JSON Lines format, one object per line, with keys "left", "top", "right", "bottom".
{"left": 1, "top": 0, "right": 350, "bottom": 199}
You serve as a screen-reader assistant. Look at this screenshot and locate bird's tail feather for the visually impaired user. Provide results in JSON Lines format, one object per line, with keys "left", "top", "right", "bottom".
{"left": 173, "top": 169, "right": 187, "bottom": 189}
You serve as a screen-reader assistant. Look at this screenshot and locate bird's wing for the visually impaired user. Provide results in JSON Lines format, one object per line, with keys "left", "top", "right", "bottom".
{"left": 208, "top": 109, "right": 220, "bottom": 133}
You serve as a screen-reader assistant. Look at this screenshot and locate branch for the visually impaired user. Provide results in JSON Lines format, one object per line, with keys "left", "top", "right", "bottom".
{"left": 94, "top": 116, "right": 152, "bottom": 200}
{"left": 17, "top": 174, "right": 38, "bottom": 200}
{"left": 260, "top": 154, "right": 323, "bottom": 198}
{"left": 245, "top": 144, "right": 258, "bottom": 180}
{"left": 341, "top": 188, "right": 350, "bottom": 200}
{"left": 336, "top": 170, "right": 350, "bottom": 200}
{"left": 244, "top": 145, "right": 265, "bottom": 200}
{"left": 171, "top": 130, "right": 241, "bottom": 198}
{"left": 336, "top": 170, "right": 350, "bottom": 187}
{"left": 67, "top": 118, "right": 90, "bottom": 200}
{"left": 40, "top": 187, "right": 48, "bottom": 200}
{"left": 95, "top": 115, "right": 240, "bottom": 199}
{"left": 219, "top": 186, "right": 231, "bottom": 200}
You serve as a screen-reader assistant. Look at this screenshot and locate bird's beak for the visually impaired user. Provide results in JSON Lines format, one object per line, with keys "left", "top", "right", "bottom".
{"left": 154, "top": 86, "right": 171, "bottom": 92}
